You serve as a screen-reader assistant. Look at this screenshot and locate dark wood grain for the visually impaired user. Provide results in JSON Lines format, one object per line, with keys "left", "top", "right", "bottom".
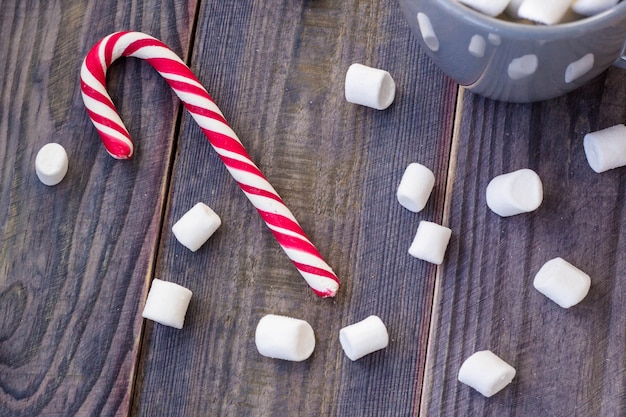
{"left": 131, "top": 1, "right": 457, "bottom": 416}
{"left": 9, "top": 1, "right": 625, "bottom": 416}
{"left": 0, "top": 1, "right": 196, "bottom": 416}
{"left": 421, "top": 68, "right": 626, "bottom": 416}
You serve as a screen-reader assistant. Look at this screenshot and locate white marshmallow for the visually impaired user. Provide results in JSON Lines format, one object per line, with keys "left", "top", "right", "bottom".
{"left": 504, "top": 0, "right": 525, "bottom": 19}
{"left": 172, "top": 202, "right": 221, "bottom": 251}
{"left": 408, "top": 221, "right": 452, "bottom": 265}
{"left": 255, "top": 314, "right": 315, "bottom": 361}
{"left": 345, "top": 63, "right": 396, "bottom": 110}
{"left": 142, "top": 279, "right": 193, "bottom": 329}
{"left": 486, "top": 168, "right": 543, "bottom": 217}
{"left": 458, "top": 0, "right": 511, "bottom": 16}
{"left": 339, "top": 315, "right": 389, "bottom": 361}
{"left": 533, "top": 257, "right": 591, "bottom": 308}
{"left": 458, "top": 350, "right": 516, "bottom": 397}
{"left": 35, "top": 143, "right": 68, "bottom": 186}
{"left": 583, "top": 124, "right": 626, "bottom": 173}
{"left": 397, "top": 163, "right": 435, "bottom": 212}
{"left": 572, "top": 0, "right": 618, "bottom": 15}
{"left": 518, "top": 0, "right": 573, "bottom": 24}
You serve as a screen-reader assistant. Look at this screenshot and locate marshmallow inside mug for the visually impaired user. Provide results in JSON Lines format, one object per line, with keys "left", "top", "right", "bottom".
{"left": 398, "top": 0, "right": 626, "bottom": 102}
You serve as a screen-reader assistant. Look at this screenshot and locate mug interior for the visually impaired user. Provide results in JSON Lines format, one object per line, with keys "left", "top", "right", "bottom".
{"left": 438, "top": 0, "right": 626, "bottom": 39}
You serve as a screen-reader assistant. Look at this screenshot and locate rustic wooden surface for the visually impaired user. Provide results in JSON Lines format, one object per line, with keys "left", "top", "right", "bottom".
{"left": 1, "top": 1, "right": 626, "bottom": 416}
{"left": 422, "top": 71, "right": 626, "bottom": 417}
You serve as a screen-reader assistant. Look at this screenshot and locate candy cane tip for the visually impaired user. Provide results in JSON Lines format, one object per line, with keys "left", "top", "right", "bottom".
{"left": 315, "top": 284, "right": 340, "bottom": 298}
{"left": 108, "top": 151, "right": 132, "bottom": 160}
{"left": 102, "top": 140, "right": 133, "bottom": 159}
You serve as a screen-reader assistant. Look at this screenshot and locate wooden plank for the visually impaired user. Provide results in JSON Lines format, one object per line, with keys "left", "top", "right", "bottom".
{"left": 0, "top": 2, "right": 196, "bottom": 416}
{"left": 132, "top": 0, "right": 457, "bottom": 415}
{"left": 421, "top": 68, "right": 626, "bottom": 416}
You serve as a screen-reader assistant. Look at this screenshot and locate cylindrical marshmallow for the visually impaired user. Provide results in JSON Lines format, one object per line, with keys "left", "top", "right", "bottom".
{"left": 458, "top": 0, "right": 510, "bottom": 16}
{"left": 142, "top": 279, "right": 193, "bottom": 329}
{"left": 397, "top": 163, "right": 435, "bottom": 213}
{"left": 504, "top": 0, "right": 525, "bottom": 19}
{"left": 255, "top": 314, "right": 315, "bottom": 362}
{"left": 458, "top": 350, "right": 516, "bottom": 398}
{"left": 408, "top": 221, "right": 452, "bottom": 265}
{"left": 345, "top": 63, "right": 395, "bottom": 110}
{"left": 172, "top": 202, "right": 221, "bottom": 252}
{"left": 533, "top": 257, "right": 591, "bottom": 308}
{"left": 518, "top": 0, "right": 572, "bottom": 24}
{"left": 35, "top": 143, "right": 68, "bottom": 186}
{"left": 572, "top": 0, "right": 619, "bottom": 16}
{"left": 486, "top": 168, "right": 543, "bottom": 217}
{"left": 339, "top": 315, "right": 389, "bottom": 361}
{"left": 583, "top": 124, "right": 626, "bottom": 173}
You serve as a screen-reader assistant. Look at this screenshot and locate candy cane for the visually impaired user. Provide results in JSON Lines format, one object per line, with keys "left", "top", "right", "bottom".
{"left": 80, "top": 31, "right": 339, "bottom": 297}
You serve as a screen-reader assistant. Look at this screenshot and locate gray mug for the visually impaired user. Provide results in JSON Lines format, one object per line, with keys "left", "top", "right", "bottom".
{"left": 398, "top": 0, "right": 626, "bottom": 102}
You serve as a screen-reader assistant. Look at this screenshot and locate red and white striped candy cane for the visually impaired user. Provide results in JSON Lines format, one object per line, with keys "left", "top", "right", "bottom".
{"left": 80, "top": 31, "right": 339, "bottom": 297}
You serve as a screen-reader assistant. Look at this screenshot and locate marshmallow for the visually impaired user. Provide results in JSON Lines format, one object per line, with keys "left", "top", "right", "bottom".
{"left": 504, "top": 0, "right": 525, "bottom": 19}
{"left": 35, "top": 143, "right": 68, "bottom": 186}
{"left": 533, "top": 257, "right": 591, "bottom": 308}
{"left": 458, "top": 0, "right": 511, "bottom": 16}
{"left": 397, "top": 163, "right": 435, "bottom": 212}
{"left": 583, "top": 124, "right": 626, "bottom": 173}
{"left": 142, "top": 279, "right": 193, "bottom": 329}
{"left": 408, "top": 221, "right": 452, "bottom": 265}
{"left": 345, "top": 63, "right": 396, "bottom": 110}
{"left": 572, "top": 0, "right": 619, "bottom": 15}
{"left": 458, "top": 350, "right": 516, "bottom": 397}
{"left": 339, "top": 315, "right": 389, "bottom": 361}
{"left": 486, "top": 168, "right": 543, "bottom": 217}
{"left": 255, "top": 314, "right": 315, "bottom": 361}
{"left": 172, "top": 202, "right": 221, "bottom": 251}
{"left": 518, "top": 0, "right": 573, "bottom": 24}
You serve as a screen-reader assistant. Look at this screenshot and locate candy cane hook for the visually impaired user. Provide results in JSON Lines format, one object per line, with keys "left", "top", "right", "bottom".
{"left": 80, "top": 31, "right": 339, "bottom": 297}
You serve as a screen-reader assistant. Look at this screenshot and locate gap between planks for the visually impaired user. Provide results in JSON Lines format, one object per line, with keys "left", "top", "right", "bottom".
{"left": 418, "top": 86, "right": 464, "bottom": 416}
{"left": 126, "top": 3, "right": 204, "bottom": 415}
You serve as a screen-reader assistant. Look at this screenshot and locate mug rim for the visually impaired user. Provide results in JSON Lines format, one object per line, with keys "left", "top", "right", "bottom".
{"left": 440, "top": 0, "right": 626, "bottom": 36}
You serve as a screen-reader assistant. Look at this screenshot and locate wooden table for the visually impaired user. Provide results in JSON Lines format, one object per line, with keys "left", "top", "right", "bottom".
{"left": 2, "top": 1, "right": 626, "bottom": 416}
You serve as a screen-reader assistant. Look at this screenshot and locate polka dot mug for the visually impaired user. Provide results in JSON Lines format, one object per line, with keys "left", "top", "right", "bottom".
{"left": 398, "top": 0, "right": 626, "bottom": 102}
